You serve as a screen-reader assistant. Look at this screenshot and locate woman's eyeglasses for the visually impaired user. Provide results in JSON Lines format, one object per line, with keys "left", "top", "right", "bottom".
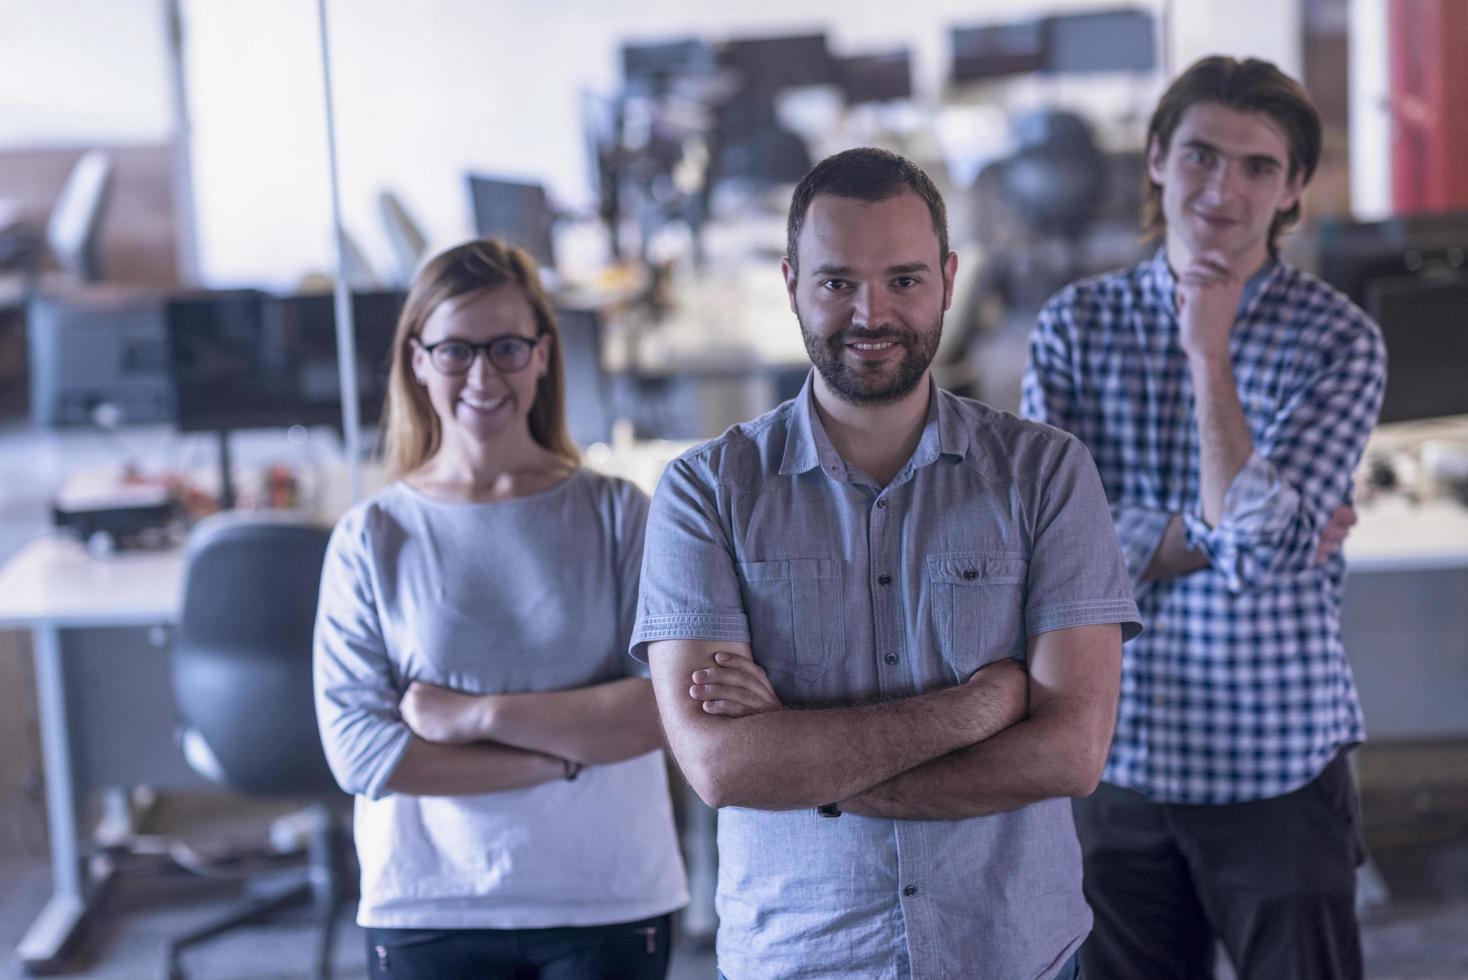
{"left": 415, "top": 335, "right": 541, "bottom": 375}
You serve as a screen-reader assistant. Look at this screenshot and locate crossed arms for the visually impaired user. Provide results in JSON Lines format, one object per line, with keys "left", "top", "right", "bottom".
{"left": 648, "top": 622, "right": 1120, "bottom": 819}
{"left": 382, "top": 677, "right": 664, "bottom": 796}
{"left": 315, "top": 509, "right": 665, "bottom": 800}
{"left": 1022, "top": 275, "right": 1382, "bottom": 590}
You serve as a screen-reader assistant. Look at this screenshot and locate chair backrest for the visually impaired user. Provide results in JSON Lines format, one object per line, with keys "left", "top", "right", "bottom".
{"left": 173, "top": 513, "right": 340, "bottom": 797}
{"left": 378, "top": 189, "right": 428, "bottom": 287}
{"left": 46, "top": 150, "right": 114, "bottom": 282}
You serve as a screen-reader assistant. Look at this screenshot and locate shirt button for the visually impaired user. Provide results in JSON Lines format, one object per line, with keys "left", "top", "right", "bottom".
{"left": 884, "top": 653, "right": 898, "bottom": 665}
{"left": 877, "top": 498, "right": 888, "bottom": 509}
{"left": 903, "top": 885, "right": 918, "bottom": 897}
{"left": 877, "top": 574, "right": 892, "bottom": 586}
{"left": 962, "top": 569, "right": 978, "bottom": 581}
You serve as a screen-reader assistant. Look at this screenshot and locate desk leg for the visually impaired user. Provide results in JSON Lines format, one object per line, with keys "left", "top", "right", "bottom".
{"left": 17, "top": 624, "right": 90, "bottom": 974}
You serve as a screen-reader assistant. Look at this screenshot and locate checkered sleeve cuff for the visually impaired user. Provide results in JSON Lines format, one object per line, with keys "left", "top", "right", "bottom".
{"left": 1183, "top": 452, "right": 1301, "bottom": 591}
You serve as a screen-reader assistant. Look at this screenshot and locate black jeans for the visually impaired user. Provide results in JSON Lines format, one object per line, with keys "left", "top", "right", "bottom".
{"left": 1071, "top": 751, "right": 1365, "bottom": 980}
{"left": 366, "top": 913, "right": 673, "bottom": 980}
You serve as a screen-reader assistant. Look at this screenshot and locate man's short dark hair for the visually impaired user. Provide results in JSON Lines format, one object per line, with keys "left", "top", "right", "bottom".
{"left": 1143, "top": 55, "right": 1322, "bottom": 247}
{"left": 786, "top": 147, "right": 949, "bottom": 275}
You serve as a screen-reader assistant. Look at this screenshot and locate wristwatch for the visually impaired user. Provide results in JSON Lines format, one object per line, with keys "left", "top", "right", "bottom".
{"left": 816, "top": 802, "right": 842, "bottom": 818}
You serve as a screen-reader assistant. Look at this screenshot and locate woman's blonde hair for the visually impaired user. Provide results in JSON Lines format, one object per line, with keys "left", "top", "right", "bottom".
{"left": 381, "top": 238, "right": 578, "bottom": 479}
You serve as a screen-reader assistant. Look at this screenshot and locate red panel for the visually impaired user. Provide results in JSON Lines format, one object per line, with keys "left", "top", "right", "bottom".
{"left": 1389, "top": 0, "right": 1468, "bottom": 213}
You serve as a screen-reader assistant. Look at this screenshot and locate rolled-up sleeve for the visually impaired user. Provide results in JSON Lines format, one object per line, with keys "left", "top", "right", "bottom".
{"left": 312, "top": 511, "right": 412, "bottom": 800}
{"left": 1183, "top": 321, "right": 1386, "bottom": 592}
{"left": 630, "top": 454, "right": 749, "bottom": 661}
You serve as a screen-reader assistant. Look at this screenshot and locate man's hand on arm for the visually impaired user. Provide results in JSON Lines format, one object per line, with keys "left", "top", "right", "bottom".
{"left": 1313, "top": 504, "right": 1356, "bottom": 565}
{"left": 688, "top": 649, "right": 783, "bottom": 718}
{"left": 839, "top": 622, "right": 1122, "bottom": 821}
{"left": 1142, "top": 502, "right": 1356, "bottom": 584}
{"left": 649, "top": 639, "right": 1024, "bottom": 811}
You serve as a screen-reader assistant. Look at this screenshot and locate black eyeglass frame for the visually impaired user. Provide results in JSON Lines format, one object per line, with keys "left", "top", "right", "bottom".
{"left": 413, "top": 334, "right": 545, "bottom": 375}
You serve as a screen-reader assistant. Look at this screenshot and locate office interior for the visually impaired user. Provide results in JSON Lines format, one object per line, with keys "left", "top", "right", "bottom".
{"left": 1, "top": 0, "right": 1466, "bottom": 976}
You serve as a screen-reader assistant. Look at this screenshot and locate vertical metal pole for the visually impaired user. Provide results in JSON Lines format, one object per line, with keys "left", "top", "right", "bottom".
{"left": 316, "top": 0, "right": 364, "bottom": 505}
{"left": 17, "top": 624, "right": 89, "bottom": 970}
{"left": 1158, "top": 0, "right": 1175, "bottom": 77}
{"left": 162, "top": 0, "right": 201, "bottom": 285}
{"left": 32, "top": 626, "right": 82, "bottom": 900}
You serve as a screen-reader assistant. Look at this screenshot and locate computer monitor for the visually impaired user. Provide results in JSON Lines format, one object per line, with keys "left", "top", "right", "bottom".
{"left": 838, "top": 51, "right": 913, "bottom": 104}
{"left": 467, "top": 174, "right": 557, "bottom": 271}
{"left": 718, "top": 33, "right": 840, "bottom": 93}
{"left": 166, "top": 290, "right": 403, "bottom": 434}
{"left": 1366, "top": 272, "right": 1468, "bottom": 423}
{"left": 556, "top": 307, "right": 614, "bottom": 448}
{"left": 1318, "top": 213, "right": 1468, "bottom": 306}
{"left": 622, "top": 37, "right": 714, "bottom": 93}
{"left": 950, "top": 21, "right": 1046, "bottom": 83}
{"left": 1043, "top": 9, "right": 1156, "bottom": 73}
{"left": 349, "top": 290, "right": 408, "bottom": 423}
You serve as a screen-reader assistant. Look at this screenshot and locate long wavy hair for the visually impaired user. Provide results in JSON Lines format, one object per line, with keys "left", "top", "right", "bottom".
{"left": 381, "top": 238, "right": 577, "bottom": 479}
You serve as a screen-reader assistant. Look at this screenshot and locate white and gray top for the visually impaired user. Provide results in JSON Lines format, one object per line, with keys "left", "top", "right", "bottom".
{"left": 633, "top": 375, "right": 1141, "bottom": 980}
{"left": 314, "top": 471, "right": 688, "bottom": 929}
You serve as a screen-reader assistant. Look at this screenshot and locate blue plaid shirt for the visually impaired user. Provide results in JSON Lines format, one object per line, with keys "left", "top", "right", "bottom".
{"left": 1022, "top": 249, "right": 1386, "bottom": 804}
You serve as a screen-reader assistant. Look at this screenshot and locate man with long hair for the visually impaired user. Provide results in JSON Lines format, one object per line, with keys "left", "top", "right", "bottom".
{"left": 1024, "top": 56, "right": 1385, "bottom": 979}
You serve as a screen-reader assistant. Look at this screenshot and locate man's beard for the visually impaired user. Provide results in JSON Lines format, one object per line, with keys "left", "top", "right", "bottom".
{"left": 797, "top": 306, "right": 942, "bottom": 406}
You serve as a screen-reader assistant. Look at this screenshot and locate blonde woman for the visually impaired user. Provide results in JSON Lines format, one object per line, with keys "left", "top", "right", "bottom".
{"left": 314, "top": 239, "right": 687, "bottom": 978}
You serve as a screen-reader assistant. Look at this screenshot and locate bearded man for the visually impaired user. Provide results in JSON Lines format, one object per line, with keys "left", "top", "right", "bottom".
{"left": 631, "top": 147, "right": 1141, "bottom": 980}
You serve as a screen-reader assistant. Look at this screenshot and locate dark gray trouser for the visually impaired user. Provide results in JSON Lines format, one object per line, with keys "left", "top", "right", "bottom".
{"left": 1072, "top": 751, "right": 1365, "bottom": 980}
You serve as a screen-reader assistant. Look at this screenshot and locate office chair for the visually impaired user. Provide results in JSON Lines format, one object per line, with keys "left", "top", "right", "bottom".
{"left": 46, "top": 150, "right": 114, "bottom": 282}
{"left": 165, "top": 512, "right": 347, "bottom": 980}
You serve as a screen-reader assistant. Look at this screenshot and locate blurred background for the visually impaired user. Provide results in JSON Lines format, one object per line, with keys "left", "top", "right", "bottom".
{"left": 1, "top": 1, "right": 1466, "bottom": 977}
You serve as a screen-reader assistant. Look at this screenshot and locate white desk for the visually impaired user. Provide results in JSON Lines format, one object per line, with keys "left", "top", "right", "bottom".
{"left": 1338, "top": 420, "right": 1468, "bottom": 740}
{"left": 0, "top": 536, "right": 185, "bottom": 972}
{"left": 0, "top": 444, "right": 692, "bottom": 972}
{"left": 0, "top": 536, "right": 183, "bottom": 627}
{"left": 1345, "top": 499, "right": 1468, "bottom": 572}
{"left": 1339, "top": 498, "right": 1468, "bottom": 743}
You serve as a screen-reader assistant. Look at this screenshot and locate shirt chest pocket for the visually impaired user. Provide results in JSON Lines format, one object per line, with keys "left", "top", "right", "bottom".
{"left": 736, "top": 558, "right": 844, "bottom": 684}
{"left": 926, "top": 553, "right": 1028, "bottom": 677}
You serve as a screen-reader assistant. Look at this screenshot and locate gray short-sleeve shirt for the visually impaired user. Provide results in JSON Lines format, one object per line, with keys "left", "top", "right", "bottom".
{"left": 632, "top": 375, "right": 1140, "bottom": 980}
